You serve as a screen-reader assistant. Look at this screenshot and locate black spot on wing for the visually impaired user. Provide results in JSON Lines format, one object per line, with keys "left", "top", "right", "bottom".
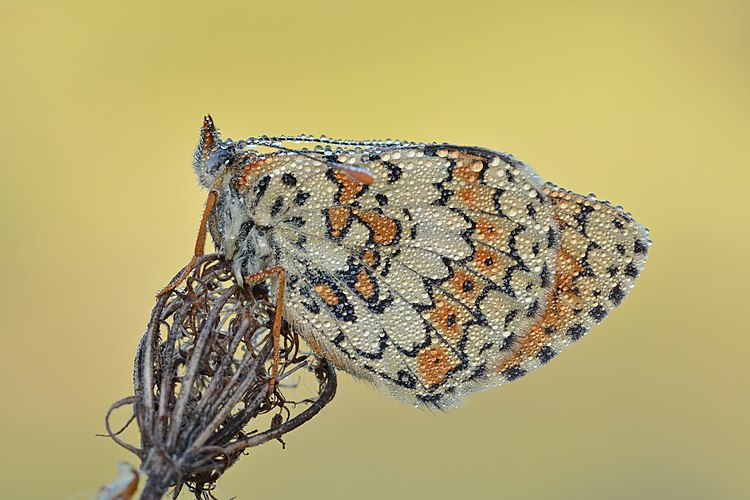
{"left": 526, "top": 299, "right": 540, "bottom": 317}
{"left": 540, "top": 264, "right": 550, "bottom": 288}
{"left": 609, "top": 284, "right": 625, "bottom": 306}
{"left": 255, "top": 175, "right": 271, "bottom": 204}
{"left": 394, "top": 370, "right": 417, "bottom": 389}
{"left": 270, "top": 196, "right": 284, "bottom": 217}
{"left": 502, "top": 365, "right": 526, "bottom": 381}
{"left": 294, "top": 191, "right": 310, "bottom": 206}
{"left": 382, "top": 161, "right": 402, "bottom": 184}
{"left": 537, "top": 346, "right": 556, "bottom": 364}
{"left": 527, "top": 203, "right": 537, "bottom": 219}
{"left": 282, "top": 172, "right": 297, "bottom": 186}
{"left": 433, "top": 182, "right": 454, "bottom": 206}
{"left": 624, "top": 262, "right": 640, "bottom": 278}
{"left": 375, "top": 193, "right": 388, "bottom": 206}
{"left": 574, "top": 204, "right": 594, "bottom": 236}
{"left": 567, "top": 323, "right": 586, "bottom": 341}
{"left": 465, "top": 362, "right": 487, "bottom": 382}
{"left": 589, "top": 305, "right": 606, "bottom": 323}
{"left": 634, "top": 239, "right": 649, "bottom": 255}
{"left": 547, "top": 227, "right": 556, "bottom": 248}
{"left": 284, "top": 216, "right": 306, "bottom": 228}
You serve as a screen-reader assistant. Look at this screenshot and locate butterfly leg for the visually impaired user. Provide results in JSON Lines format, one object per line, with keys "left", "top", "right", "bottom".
{"left": 243, "top": 266, "right": 286, "bottom": 394}
{"left": 156, "top": 189, "right": 218, "bottom": 297}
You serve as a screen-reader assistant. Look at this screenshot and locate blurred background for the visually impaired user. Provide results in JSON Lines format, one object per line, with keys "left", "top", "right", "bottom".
{"left": 1, "top": 1, "right": 747, "bottom": 498}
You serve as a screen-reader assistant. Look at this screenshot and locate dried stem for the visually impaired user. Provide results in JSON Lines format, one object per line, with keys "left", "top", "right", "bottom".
{"left": 104, "top": 255, "right": 336, "bottom": 499}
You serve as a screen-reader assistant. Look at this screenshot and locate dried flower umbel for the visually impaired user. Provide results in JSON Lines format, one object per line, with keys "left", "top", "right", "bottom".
{"left": 105, "top": 254, "right": 336, "bottom": 499}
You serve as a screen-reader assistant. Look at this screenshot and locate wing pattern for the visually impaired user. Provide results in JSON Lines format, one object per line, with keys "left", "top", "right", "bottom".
{"left": 216, "top": 144, "right": 649, "bottom": 408}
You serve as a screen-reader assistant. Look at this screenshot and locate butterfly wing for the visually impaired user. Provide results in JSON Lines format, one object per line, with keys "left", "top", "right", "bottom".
{"left": 230, "top": 145, "right": 649, "bottom": 408}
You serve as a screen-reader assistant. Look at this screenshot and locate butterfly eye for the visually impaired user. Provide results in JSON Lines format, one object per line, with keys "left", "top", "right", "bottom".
{"left": 206, "top": 147, "right": 234, "bottom": 175}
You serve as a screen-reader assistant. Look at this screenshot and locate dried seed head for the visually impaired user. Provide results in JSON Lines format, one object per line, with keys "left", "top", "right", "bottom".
{"left": 104, "top": 254, "right": 336, "bottom": 499}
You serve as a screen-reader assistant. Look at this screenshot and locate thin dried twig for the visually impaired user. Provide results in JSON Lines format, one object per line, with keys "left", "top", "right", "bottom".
{"left": 104, "top": 254, "right": 336, "bottom": 499}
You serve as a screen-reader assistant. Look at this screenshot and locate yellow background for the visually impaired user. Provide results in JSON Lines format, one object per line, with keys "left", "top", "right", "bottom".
{"left": 1, "top": 1, "right": 747, "bottom": 498}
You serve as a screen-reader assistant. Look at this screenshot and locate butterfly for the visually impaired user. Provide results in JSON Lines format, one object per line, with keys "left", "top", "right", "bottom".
{"left": 165, "top": 116, "right": 650, "bottom": 409}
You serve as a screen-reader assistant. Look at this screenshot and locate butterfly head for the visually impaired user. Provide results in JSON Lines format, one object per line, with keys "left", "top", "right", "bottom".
{"left": 193, "top": 115, "right": 242, "bottom": 189}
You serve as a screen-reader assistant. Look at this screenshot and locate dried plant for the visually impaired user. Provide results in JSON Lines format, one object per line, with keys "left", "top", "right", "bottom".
{"left": 104, "top": 254, "right": 336, "bottom": 499}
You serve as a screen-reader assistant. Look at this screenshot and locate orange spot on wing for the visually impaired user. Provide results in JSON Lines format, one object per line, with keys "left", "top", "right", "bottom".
{"left": 476, "top": 218, "right": 501, "bottom": 243}
{"left": 357, "top": 210, "right": 399, "bottom": 245}
{"left": 355, "top": 270, "right": 376, "bottom": 299}
{"left": 497, "top": 323, "right": 548, "bottom": 373}
{"left": 314, "top": 283, "right": 340, "bottom": 306}
{"left": 556, "top": 249, "right": 583, "bottom": 292}
{"left": 449, "top": 271, "right": 480, "bottom": 301}
{"left": 427, "top": 299, "right": 463, "bottom": 343}
{"left": 362, "top": 250, "right": 377, "bottom": 267}
{"left": 417, "top": 346, "right": 459, "bottom": 389}
{"left": 235, "top": 158, "right": 268, "bottom": 191}
{"left": 458, "top": 185, "right": 495, "bottom": 211}
{"left": 334, "top": 170, "right": 366, "bottom": 204}
{"left": 326, "top": 206, "right": 352, "bottom": 238}
{"left": 459, "top": 187, "right": 479, "bottom": 208}
{"left": 453, "top": 159, "right": 483, "bottom": 183}
{"left": 497, "top": 247, "right": 585, "bottom": 372}
{"left": 474, "top": 247, "right": 500, "bottom": 274}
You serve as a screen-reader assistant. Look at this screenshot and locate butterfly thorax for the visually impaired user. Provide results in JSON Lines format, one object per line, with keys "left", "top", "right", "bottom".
{"left": 206, "top": 159, "right": 279, "bottom": 285}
